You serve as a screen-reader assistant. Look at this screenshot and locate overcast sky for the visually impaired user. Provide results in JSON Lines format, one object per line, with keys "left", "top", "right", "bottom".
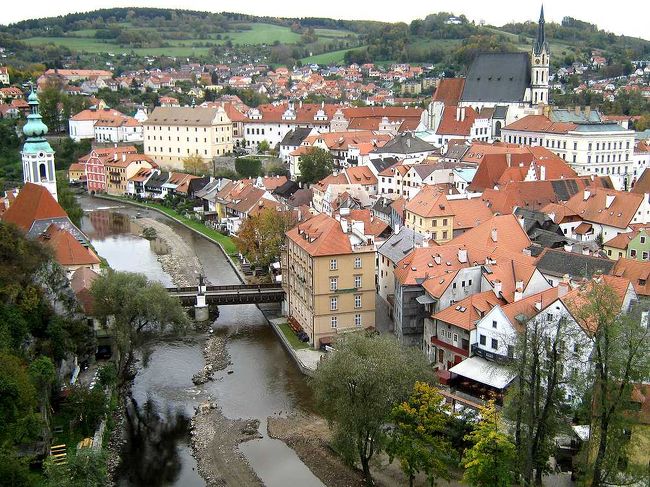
{"left": 3, "top": 0, "right": 648, "bottom": 41}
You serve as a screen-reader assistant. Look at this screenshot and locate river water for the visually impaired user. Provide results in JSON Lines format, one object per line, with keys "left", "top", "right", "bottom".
{"left": 78, "top": 196, "right": 321, "bottom": 487}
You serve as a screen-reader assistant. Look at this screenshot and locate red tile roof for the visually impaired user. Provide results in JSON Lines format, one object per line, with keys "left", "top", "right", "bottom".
{"left": 451, "top": 214, "right": 531, "bottom": 254}
{"left": 436, "top": 106, "right": 478, "bottom": 136}
{"left": 1, "top": 183, "right": 67, "bottom": 232}
{"left": 611, "top": 258, "right": 650, "bottom": 296}
{"left": 432, "top": 291, "right": 506, "bottom": 331}
{"left": 286, "top": 213, "right": 353, "bottom": 256}
{"left": 39, "top": 224, "right": 100, "bottom": 267}
{"left": 432, "top": 78, "right": 465, "bottom": 105}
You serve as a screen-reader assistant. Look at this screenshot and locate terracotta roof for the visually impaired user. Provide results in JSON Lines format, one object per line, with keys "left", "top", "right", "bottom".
{"left": 450, "top": 214, "right": 531, "bottom": 254}
{"left": 335, "top": 209, "right": 389, "bottom": 237}
{"left": 405, "top": 186, "right": 453, "bottom": 218}
{"left": 436, "top": 106, "right": 478, "bottom": 136}
{"left": 70, "top": 108, "right": 125, "bottom": 122}
{"left": 286, "top": 213, "right": 354, "bottom": 256}
{"left": 38, "top": 224, "right": 100, "bottom": 267}
{"left": 432, "top": 291, "right": 506, "bottom": 331}
{"left": 603, "top": 228, "right": 644, "bottom": 250}
{"left": 104, "top": 153, "right": 155, "bottom": 169}
{"left": 611, "top": 258, "right": 650, "bottom": 296}
{"left": 345, "top": 166, "right": 378, "bottom": 186}
{"left": 631, "top": 168, "right": 650, "bottom": 195}
{"left": 2, "top": 183, "right": 67, "bottom": 232}
{"left": 503, "top": 114, "right": 577, "bottom": 134}
{"left": 432, "top": 78, "right": 465, "bottom": 105}
{"left": 564, "top": 188, "right": 644, "bottom": 229}
{"left": 501, "top": 287, "right": 560, "bottom": 327}
{"left": 447, "top": 197, "right": 494, "bottom": 230}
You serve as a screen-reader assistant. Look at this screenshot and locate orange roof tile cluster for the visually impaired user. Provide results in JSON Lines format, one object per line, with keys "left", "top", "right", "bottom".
{"left": 301, "top": 131, "right": 391, "bottom": 152}
{"left": 604, "top": 228, "right": 648, "bottom": 250}
{"left": 333, "top": 209, "right": 389, "bottom": 237}
{"left": 446, "top": 197, "right": 494, "bottom": 230}
{"left": 241, "top": 175, "right": 288, "bottom": 191}
{"left": 286, "top": 213, "right": 354, "bottom": 256}
{"left": 70, "top": 267, "right": 100, "bottom": 314}
{"left": 104, "top": 153, "right": 155, "bottom": 169}
{"left": 78, "top": 146, "right": 138, "bottom": 164}
{"left": 501, "top": 287, "right": 561, "bottom": 328}
{"left": 564, "top": 188, "right": 645, "bottom": 229}
{"left": 432, "top": 291, "right": 506, "bottom": 330}
{"left": 451, "top": 214, "right": 531, "bottom": 254}
{"left": 432, "top": 78, "right": 465, "bottom": 105}
{"left": 38, "top": 224, "right": 100, "bottom": 267}
{"left": 405, "top": 186, "right": 453, "bottom": 218}
{"left": 611, "top": 258, "right": 650, "bottom": 296}
{"left": 1, "top": 183, "right": 67, "bottom": 232}
{"left": 436, "top": 106, "right": 479, "bottom": 136}
{"left": 503, "top": 115, "right": 578, "bottom": 134}
{"left": 468, "top": 145, "right": 577, "bottom": 192}
{"left": 344, "top": 166, "right": 378, "bottom": 186}
{"left": 70, "top": 107, "right": 126, "bottom": 122}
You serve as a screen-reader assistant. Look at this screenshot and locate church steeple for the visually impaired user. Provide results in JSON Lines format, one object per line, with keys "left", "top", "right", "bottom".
{"left": 21, "top": 86, "right": 58, "bottom": 201}
{"left": 530, "top": 5, "right": 550, "bottom": 106}
{"left": 533, "top": 5, "right": 549, "bottom": 56}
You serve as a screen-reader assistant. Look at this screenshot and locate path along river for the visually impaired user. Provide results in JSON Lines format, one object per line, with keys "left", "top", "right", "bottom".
{"left": 78, "top": 195, "right": 323, "bottom": 487}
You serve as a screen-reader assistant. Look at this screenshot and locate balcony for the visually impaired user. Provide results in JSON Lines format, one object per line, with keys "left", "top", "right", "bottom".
{"left": 431, "top": 337, "right": 468, "bottom": 357}
{"left": 471, "top": 343, "right": 511, "bottom": 363}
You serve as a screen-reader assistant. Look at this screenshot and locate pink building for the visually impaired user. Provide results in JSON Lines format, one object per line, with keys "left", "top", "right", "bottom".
{"left": 85, "top": 150, "right": 106, "bottom": 193}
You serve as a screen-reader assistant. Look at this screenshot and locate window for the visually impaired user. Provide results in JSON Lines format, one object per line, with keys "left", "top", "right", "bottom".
{"left": 354, "top": 294, "right": 362, "bottom": 309}
{"left": 354, "top": 257, "right": 362, "bottom": 269}
{"left": 507, "top": 345, "right": 514, "bottom": 358}
{"left": 330, "top": 277, "right": 338, "bottom": 291}
{"left": 479, "top": 334, "right": 486, "bottom": 346}
{"left": 491, "top": 338, "right": 498, "bottom": 350}
{"left": 547, "top": 313, "right": 553, "bottom": 322}
{"left": 331, "top": 316, "right": 337, "bottom": 328}
{"left": 631, "top": 249, "right": 637, "bottom": 258}
{"left": 641, "top": 236, "right": 646, "bottom": 244}
{"left": 330, "top": 259, "right": 337, "bottom": 270}
{"left": 354, "top": 275, "right": 362, "bottom": 288}
{"left": 492, "top": 320, "right": 497, "bottom": 329}
{"left": 453, "top": 333, "right": 458, "bottom": 343}
{"left": 330, "top": 297, "right": 338, "bottom": 311}
{"left": 644, "top": 251, "right": 649, "bottom": 261}
{"left": 354, "top": 314, "right": 362, "bottom": 327}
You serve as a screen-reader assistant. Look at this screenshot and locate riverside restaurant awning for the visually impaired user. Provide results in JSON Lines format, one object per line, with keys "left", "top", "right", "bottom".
{"left": 448, "top": 356, "right": 515, "bottom": 390}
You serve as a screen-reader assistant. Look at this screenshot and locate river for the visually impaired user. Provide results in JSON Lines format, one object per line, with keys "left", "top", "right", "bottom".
{"left": 78, "top": 195, "right": 322, "bottom": 487}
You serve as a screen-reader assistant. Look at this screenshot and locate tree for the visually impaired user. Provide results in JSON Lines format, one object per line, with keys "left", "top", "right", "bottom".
{"left": 62, "top": 386, "right": 107, "bottom": 437}
{"left": 462, "top": 400, "right": 517, "bottom": 487}
{"left": 90, "top": 271, "right": 189, "bottom": 381}
{"left": 298, "top": 147, "right": 333, "bottom": 185}
{"left": 573, "top": 281, "right": 650, "bottom": 486}
{"left": 387, "top": 381, "right": 456, "bottom": 487}
{"left": 234, "top": 208, "right": 296, "bottom": 270}
{"left": 182, "top": 153, "right": 208, "bottom": 176}
{"left": 504, "top": 310, "right": 587, "bottom": 485}
{"left": 0, "top": 352, "right": 40, "bottom": 446}
{"left": 257, "top": 140, "right": 271, "bottom": 153}
{"left": 235, "top": 157, "right": 263, "bottom": 178}
{"left": 311, "top": 332, "right": 431, "bottom": 485}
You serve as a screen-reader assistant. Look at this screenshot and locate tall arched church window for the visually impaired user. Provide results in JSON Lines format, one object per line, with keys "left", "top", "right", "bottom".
{"left": 39, "top": 163, "right": 47, "bottom": 180}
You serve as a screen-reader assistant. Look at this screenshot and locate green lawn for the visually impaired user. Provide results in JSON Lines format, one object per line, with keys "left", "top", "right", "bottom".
{"left": 220, "top": 23, "right": 302, "bottom": 45}
{"left": 314, "top": 28, "right": 356, "bottom": 39}
{"left": 278, "top": 322, "right": 309, "bottom": 350}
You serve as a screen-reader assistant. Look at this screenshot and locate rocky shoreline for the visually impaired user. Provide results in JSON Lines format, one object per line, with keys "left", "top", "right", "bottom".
{"left": 190, "top": 333, "right": 263, "bottom": 486}
{"left": 134, "top": 217, "right": 209, "bottom": 287}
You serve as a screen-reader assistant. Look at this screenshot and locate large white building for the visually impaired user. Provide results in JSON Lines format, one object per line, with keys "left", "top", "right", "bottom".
{"left": 143, "top": 106, "right": 233, "bottom": 170}
{"left": 501, "top": 112, "right": 635, "bottom": 189}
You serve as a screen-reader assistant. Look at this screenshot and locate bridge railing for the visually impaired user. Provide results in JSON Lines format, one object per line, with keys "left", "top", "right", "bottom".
{"left": 166, "top": 283, "right": 283, "bottom": 293}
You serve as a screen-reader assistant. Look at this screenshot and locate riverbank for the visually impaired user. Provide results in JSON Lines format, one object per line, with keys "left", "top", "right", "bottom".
{"left": 135, "top": 217, "right": 207, "bottom": 287}
{"left": 191, "top": 333, "right": 263, "bottom": 486}
{"left": 268, "top": 413, "right": 365, "bottom": 487}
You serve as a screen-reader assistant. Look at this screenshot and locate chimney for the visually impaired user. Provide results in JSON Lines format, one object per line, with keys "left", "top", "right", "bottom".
{"left": 585, "top": 105, "right": 591, "bottom": 118}
{"left": 540, "top": 165, "right": 546, "bottom": 181}
{"left": 434, "top": 254, "right": 442, "bottom": 265}
{"left": 492, "top": 280, "right": 502, "bottom": 297}
{"left": 583, "top": 190, "right": 591, "bottom": 201}
{"left": 460, "top": 107, "right": 466, "bottom": 121}
{"left": 564, "top": 244, "right": 573, "bottom": 253}
{"left": 575, "top": 106, "right": 581, "bottom": 115}
{"left": 122, "top": 153, "right": 126, "bottom": 162}
{"left": 605, "top": 194, "right": 615, "bottom": 209}
{"left": 506, "top": 153, "right": 512, "bottom": 167}
{"left": 113, "top": 152, "right": 118, "bottom": 161}
{"left": 491, "top": 228, "right": 498, "bottom": 242}
{"left": 458, "top": 247, "right": 468, "bottom": 263}
{"left": 514, "top": 289, "right": 523, "bottom": 302}
{"left": 515, "top": 279, "right": 524, "bottom": 290}
{"left": 456, "top": 106, "right": 461, "bottom": 121}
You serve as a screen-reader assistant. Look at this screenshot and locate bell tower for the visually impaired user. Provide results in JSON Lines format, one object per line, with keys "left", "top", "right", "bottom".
{"left": 21, "top": 87, "right": 58, "bottom": 201}
{"left": 531, "top": 5, "right": 550, "bottom": 106}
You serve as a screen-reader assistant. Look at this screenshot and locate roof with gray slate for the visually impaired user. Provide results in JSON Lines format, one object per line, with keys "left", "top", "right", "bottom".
{"left": 280, "top": 127, "right": 313, "bottom": 147}
{"left": 369, "top": 157, "right": 399, "bottom": 173}
{"left": 460, "top": 52, "right": 531, "bottom": 103}
{"left": 145, "top": 171, "right": 170, "bottom": 189}
{"left": 550, "top": 108, "right": 602, "bottom": 123}
{"left": 372, "top": 133, "right": 435, "bottom": 154}
{"left": 28, "top": 217, "right": 88, "bottom": 244}
{"left": 536, "top": 248, "right": 614, "bottom": 279}
{"left": 378, "top": 227, "right": 424, "bottom": 263}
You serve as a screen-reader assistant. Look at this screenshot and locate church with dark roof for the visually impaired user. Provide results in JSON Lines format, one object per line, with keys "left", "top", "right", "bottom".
{"left": 425, "top": 7, "right": 550, "bottom": 142}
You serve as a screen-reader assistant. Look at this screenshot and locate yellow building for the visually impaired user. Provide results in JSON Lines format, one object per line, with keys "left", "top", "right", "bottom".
{"left": 283, "top": 213, "right": 376, "bottom": 348}
{"left": 404, "top": 185, "right": 454, "bottom": 242}
{"left": 104, "top": 153, "right": 155, "bottom": 196}
{"left": 143, "top": 106, "right": 233, "bottom": 170}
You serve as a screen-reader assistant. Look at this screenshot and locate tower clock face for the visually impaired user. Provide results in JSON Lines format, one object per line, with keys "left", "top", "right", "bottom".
{"left": 38, "top": 152, "right": 45, "bottom": 158}
{"left": 535, "top": 58, "right": 540, "bottom": 65}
